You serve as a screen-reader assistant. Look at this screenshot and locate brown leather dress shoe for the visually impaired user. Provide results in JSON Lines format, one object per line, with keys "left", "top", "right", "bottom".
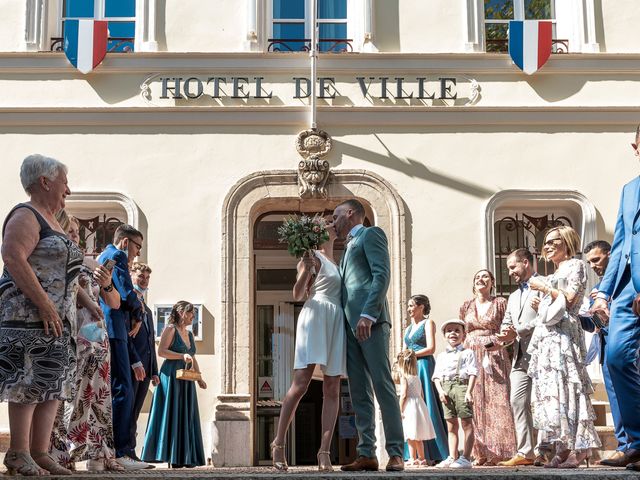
{"left": 599, "top": 450, "right": 627, "bottom": 467}
{"left": 340, "top": 456, "right": 379, "bottom": 472}
{"left": 624, "top": 450, "right": 640, "bottom": 470}
{"left": 385, "top": 455, "right": 405, "bottom": 472}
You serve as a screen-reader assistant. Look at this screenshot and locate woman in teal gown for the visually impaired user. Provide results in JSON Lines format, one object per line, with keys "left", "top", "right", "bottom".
{"left": 403, "top": 294, "right": 449, "bottom": 464}
{"left": 142, "top": 301, "right": 207, "bottom": 468}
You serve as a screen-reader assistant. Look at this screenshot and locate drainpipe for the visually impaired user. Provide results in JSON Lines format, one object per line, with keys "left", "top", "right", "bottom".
{"left": 310, "top": 0, "right": 317, "bottom": 129}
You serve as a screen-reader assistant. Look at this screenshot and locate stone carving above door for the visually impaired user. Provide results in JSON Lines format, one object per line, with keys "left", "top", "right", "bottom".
{"left": 295, "top": 129, "right": 332, "bottom": 199}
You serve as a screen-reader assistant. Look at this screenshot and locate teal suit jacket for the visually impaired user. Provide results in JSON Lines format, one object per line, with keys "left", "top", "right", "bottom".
{"left": 340, "top": 226, "right": 391, "bottom": 329}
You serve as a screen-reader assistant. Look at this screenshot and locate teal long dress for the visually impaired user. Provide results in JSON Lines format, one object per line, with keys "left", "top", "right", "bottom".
{"left": 403, "top": 321, "right": 449, "bottom": 462}
{"left": 141, "top": 328, "right": 205, "bottom": 467}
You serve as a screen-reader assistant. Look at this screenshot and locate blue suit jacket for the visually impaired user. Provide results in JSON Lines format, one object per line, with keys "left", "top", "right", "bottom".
{"left": 130, "top": 302, "right": 159, "bottom": 378}
{"left": 97, "top": 244, "right": 143, "bottom": 345}
{"left": 599, "top": 176, "right": 640, "bottom": 298}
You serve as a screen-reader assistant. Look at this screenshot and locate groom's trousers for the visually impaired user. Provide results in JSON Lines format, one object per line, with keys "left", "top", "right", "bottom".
{"left": 606, "top": 266, "right": 640, "bottom": 450}
{"left": 346, "top": 322, "right": 404, "bottom": 458}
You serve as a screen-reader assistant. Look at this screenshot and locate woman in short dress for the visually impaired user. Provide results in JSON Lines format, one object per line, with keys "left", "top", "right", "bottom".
{"left": 459, "top": 269, "right": 516, "bottom": 465}
{"left": 271, "top": 217, "right": 346, "bottom": 472}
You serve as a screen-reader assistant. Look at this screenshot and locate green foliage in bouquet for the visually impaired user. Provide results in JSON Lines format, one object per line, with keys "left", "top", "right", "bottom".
{"left": 277, "top": 214, "right": 330, "bottom": 258}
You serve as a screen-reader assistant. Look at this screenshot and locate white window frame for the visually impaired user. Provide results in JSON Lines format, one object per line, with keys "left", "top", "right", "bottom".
{"left": 247, "top": 0, "right": 374, "bottom": 53}
{"left": 464, "top": 0, "right": 599, "bottom": 53}
{"left": 27, "top": 0, "right": 158, "bottom": 52}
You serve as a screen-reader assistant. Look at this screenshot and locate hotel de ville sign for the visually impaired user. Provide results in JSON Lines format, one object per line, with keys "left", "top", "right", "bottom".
{"left": 140, "top": 74, "right": 481, "bottom": 106}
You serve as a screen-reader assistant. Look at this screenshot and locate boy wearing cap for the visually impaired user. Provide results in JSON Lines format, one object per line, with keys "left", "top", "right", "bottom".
{"left": 432, "top": 319, "right": 478, "bottom": 469}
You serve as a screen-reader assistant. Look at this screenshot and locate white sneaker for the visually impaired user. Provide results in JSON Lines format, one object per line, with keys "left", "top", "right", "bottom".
{"left": 435, "top": 456, "right": 455, "bottom": 468}
{"left": 115, "top": 456, "right": 151, "bottom": 470}
{"left": 86, "top": 459, "right": 105, "bottom": 471}
{"left": 451, "top": 456, "right": 472, "bottom": 469}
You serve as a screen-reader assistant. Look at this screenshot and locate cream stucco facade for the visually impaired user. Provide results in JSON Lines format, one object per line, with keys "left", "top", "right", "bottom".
{"left": 0, "top": 0, "right": 638, "bottom": 466}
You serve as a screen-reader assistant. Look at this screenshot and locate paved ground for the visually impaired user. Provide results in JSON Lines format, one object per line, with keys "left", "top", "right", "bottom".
{"left": 3, "top": 465, "right": 640, "bottom": 479}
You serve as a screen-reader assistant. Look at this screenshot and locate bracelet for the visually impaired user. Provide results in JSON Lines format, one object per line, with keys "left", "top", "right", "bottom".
{"left": 102, "top": 283, "right": 114, "bottom": 292}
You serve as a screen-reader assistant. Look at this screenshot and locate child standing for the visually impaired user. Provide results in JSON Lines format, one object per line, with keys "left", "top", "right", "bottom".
{"left": 398, "top": 349, "right": 436, "bottom": 466}
{"left": 432, "top": 319, "right": 478, "bottom": 469}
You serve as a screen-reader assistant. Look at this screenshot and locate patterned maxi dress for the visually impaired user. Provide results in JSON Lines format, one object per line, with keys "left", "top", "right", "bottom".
{"left": 460, "top": 296, "right": 516, "bottom": 463}
{"left": 0, "top": 203, "right": 82, "bottom": 404}
{"left": 50, "top": 262, "right": 118, "bottom": 467}
{"left": 527, "top": 259, "right": 601, "bottom": 451}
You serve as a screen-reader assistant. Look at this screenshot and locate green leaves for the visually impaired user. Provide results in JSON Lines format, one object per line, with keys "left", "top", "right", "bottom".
{"left": 277, "top": 213, "right": 329, "bottom": 258}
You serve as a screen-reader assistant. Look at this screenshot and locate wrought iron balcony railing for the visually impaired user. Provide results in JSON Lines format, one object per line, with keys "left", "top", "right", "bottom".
{"left": 486, "top": 38, "right": 569, "bottom": 54}
{"left": 50, "top": 37, "right": 135, "bottom": 53}
{"left": 267, "top": 38, "right": 353, "bottom": 53}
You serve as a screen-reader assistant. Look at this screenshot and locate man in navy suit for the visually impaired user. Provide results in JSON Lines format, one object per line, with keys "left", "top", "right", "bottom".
{"left": 97, "top": 224, "right": 149, "bottom": 470}
{"left": 582, "top": 240, "right": 634, "bottom": 466}
{"left": 592, "top": 126, "right": 640, "bottom": 469}
{"left": 128, "top": 262, "right": 159, "bottom": 462}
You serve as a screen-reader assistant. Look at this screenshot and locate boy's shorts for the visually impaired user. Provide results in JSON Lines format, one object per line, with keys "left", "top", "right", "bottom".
{"left": 441, "top": 378, "right": 473, "bottom": 419}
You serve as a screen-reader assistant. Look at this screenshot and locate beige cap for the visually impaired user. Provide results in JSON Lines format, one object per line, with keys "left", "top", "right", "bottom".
{"left": 440, "top": 318, "right": 466, "bottom": 335}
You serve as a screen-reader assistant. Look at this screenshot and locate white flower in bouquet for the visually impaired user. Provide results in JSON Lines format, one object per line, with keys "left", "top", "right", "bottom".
{"left": 277, "top": 214, "right": 330, "bottom": 258}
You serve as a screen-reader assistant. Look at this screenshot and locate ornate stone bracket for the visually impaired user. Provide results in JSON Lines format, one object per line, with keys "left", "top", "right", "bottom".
{"left": 296, "top": 129, "right": 332, "bottom": 199}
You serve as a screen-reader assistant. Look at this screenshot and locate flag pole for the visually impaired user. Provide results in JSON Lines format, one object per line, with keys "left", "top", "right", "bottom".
{"left": 310, "top": 0, "right": 317, "bottom": 130}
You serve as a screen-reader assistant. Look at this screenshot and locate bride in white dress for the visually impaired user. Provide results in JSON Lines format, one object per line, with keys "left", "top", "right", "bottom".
{"left": 271, "top": 217, "right": 346, "bottom": 473}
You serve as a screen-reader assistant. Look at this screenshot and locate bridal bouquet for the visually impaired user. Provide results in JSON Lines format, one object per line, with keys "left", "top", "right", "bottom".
{"left": 277, "top": 214, "right": 329, "bottom": 258}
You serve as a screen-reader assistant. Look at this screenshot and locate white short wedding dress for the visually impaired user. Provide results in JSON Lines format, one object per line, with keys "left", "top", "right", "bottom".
{"left": 293, "top": 251, "right": 347, "bottom": 377}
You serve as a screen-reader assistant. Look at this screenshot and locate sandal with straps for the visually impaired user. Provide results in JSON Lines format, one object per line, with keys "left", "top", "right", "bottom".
{"left": 31, "top": 451, "right": 73, "bottom": 475}
{"left": 270, "top": 441, "right": 288, "bottom": 471}
{"left": 3, "top": 450, "right": 45, "bottom": 476}
{"left": 317, "top": 450, "right": 333, "bottom": 472}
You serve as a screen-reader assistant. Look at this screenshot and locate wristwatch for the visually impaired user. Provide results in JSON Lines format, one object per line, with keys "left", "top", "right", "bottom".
{"left": 102, "top": 283, "right": 114, "bottom": 292}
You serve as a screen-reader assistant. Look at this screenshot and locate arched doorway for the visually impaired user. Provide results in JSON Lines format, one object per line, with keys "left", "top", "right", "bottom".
{"left": 213, "top": 170, "right": 406, "bottom": 467}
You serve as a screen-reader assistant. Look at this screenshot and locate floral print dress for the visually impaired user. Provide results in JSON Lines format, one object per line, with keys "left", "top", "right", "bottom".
{"left": 527, "top": 258, "right": 601, "bottom": 451}
{"left": 50, "top": 263, "right": 117, "bottom": 467}
{"left": 460, "top": 296, "right": 516, "bottom": 463}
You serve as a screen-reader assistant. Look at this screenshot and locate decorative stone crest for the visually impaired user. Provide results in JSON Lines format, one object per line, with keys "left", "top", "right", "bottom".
{"left": 295, "top": 129, "right": 332, "bottom": 199}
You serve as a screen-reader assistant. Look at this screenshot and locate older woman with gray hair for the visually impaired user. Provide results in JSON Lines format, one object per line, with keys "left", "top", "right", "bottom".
{"left": 0, "top": 154, "right": 83, "bottom": 475}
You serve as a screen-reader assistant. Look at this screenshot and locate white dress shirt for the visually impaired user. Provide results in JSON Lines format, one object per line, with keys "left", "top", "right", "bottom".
{"left": 432, "top": 344, "right": 478, "bottom": 380}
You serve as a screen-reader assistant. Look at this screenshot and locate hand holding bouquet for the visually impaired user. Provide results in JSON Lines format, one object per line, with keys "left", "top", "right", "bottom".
{"left": 277, "top": 214, "right": 329, "bottom": 258}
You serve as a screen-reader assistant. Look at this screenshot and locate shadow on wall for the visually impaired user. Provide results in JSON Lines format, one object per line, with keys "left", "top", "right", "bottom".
{"left": 330, "top": 136, "right": 495, "bottom": 199}
{"left": 373, "top": 0, "right": 400, "bottom": 52}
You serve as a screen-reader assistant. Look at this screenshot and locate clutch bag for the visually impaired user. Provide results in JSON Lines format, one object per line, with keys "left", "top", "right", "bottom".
{"left": 176, "top": 363, "right": 202, "bottom": 382}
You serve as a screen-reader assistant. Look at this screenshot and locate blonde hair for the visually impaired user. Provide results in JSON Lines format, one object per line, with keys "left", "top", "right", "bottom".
{"left": 397, "top": 349, "right": 418, "bottom": 376}
{"left": 543, "top": 225, "right": 581, "bottom": 260}
{"left": 55, "top": 209, "right": 78, "bottom": 233}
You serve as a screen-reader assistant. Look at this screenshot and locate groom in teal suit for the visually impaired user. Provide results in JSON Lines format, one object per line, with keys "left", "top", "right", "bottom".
{"left": 333, "top": 199, "right": 404, "bottom": 472}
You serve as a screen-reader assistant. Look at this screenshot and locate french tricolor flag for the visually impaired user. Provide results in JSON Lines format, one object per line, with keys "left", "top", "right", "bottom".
{"left": 508, "top": 20, "right": 553, "bottom": 75}
{"left": 63, "top": 19, "right": 108, "bottom": 74}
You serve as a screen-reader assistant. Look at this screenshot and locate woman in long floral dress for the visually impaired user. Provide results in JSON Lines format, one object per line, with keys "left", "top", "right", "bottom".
{"left": 528, "top": 226, "right": 601, "bottom": 468}
{"left": 50, "top": 214, "right": 124, "bottom": 472}
{"left": 459, "top": 269, "right": 516, "bottom": 465}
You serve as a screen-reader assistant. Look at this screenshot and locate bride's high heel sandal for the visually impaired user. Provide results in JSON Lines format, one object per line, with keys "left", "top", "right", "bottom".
{"left": 544, "top": 450, "right": 570, "bottom": 469}
{"left": 270, "top": 441, "right": 288, "bottom": 471}
{"left": 31, "top": 451, "right": 73, "bottom": 475}
{"left": 559, "top": 450, "right": 590, "bottom": 469}
{"left": 317, "top": 450, "right": 333, "bottom": 472}
{"left": 3, "top": 450, "right": 45, "bottom": 476}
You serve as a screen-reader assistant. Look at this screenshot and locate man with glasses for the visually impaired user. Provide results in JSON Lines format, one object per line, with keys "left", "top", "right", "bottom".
{"left": 97, "top": 225, "right": 150, "bottom": 470}
{"left": 592, "top": 125, "right": 640, "bottom": 469}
